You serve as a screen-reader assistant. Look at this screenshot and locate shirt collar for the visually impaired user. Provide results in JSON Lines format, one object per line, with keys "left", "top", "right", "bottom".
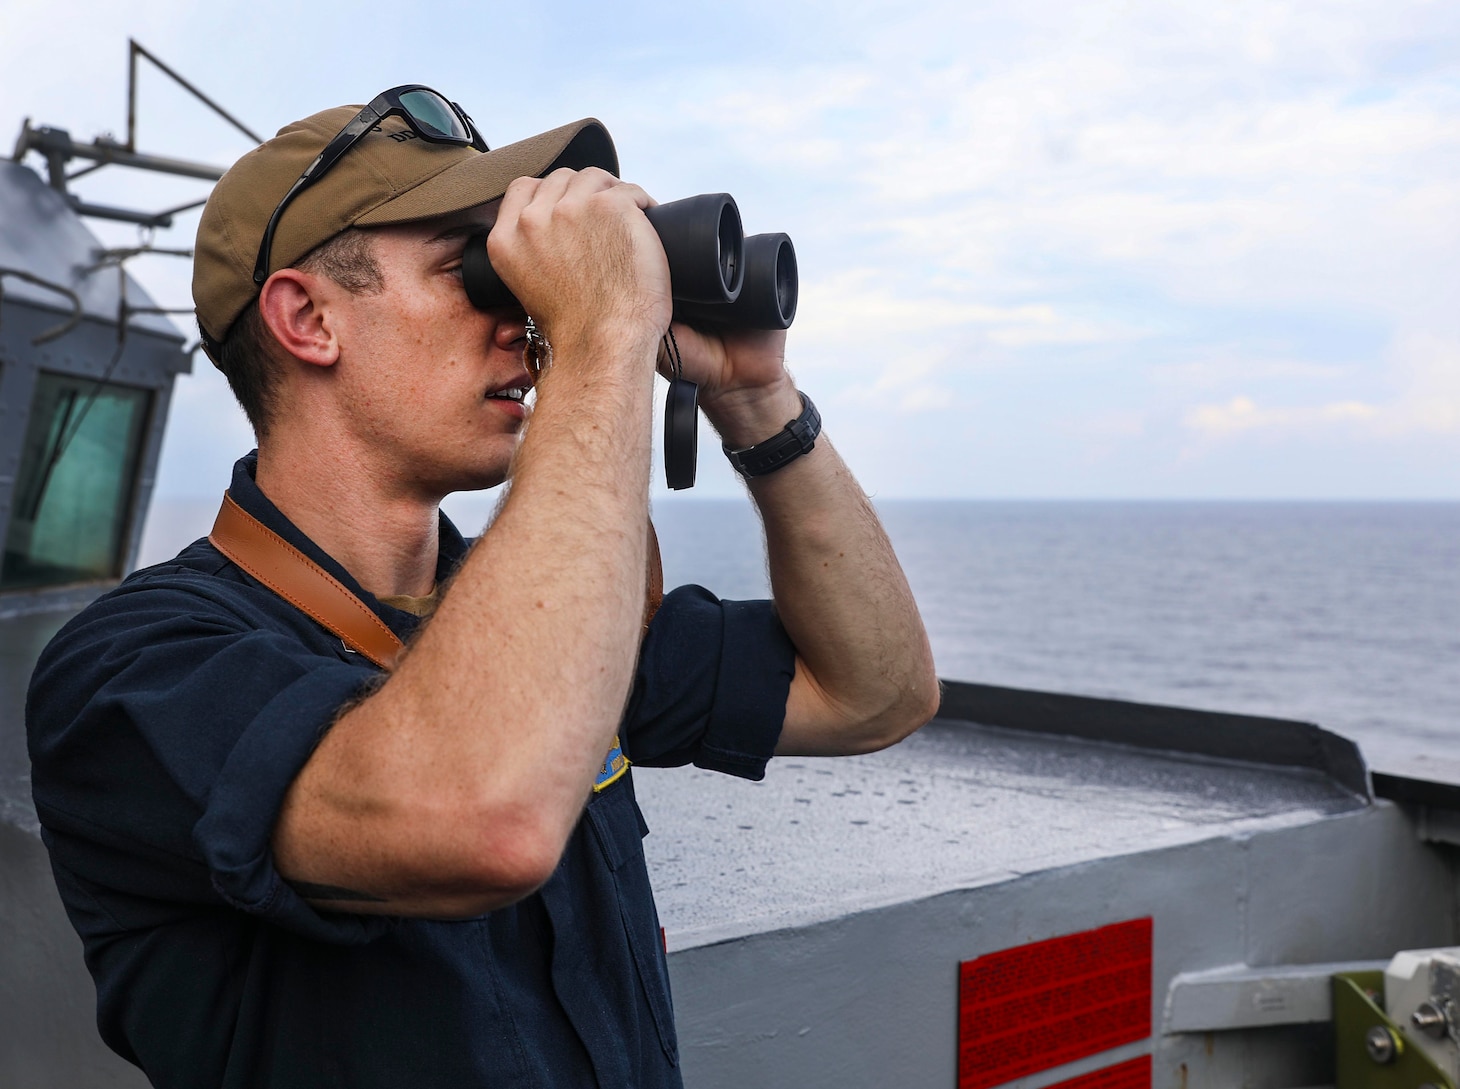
{"left": 228, "top": 451, "right": 471, "bottom": 631}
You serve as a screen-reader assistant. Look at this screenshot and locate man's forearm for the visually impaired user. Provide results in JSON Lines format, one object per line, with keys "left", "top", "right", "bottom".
{"left": 704, "top": 378, "right": 940, "bottom": 755}
{"left": 409, "top": 327, "right": 659, "bottom": 799}
{"left": 274, "top": 329, "right": 659, "bottom": 915}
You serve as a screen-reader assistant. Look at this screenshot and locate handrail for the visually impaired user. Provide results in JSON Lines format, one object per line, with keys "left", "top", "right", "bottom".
{"left": 0, "top": 266, "right": 83, "bottom": 344}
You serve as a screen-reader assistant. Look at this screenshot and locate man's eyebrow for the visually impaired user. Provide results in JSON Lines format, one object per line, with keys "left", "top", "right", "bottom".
{"left": 425, "top": 224, "right": 487, "bottom": 246}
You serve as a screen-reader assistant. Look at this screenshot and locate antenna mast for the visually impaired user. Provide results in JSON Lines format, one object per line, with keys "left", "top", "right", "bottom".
{"left": 125, "top": 39, "right": 261, "bottom": 152}
{"left": 10, "top": 39, "right": 259, "bottom": 228}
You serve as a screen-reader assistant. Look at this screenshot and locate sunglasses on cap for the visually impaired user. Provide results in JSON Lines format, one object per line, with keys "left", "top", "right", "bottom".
{"left": 252, "top": 85, "right": 489, "bottom": 286}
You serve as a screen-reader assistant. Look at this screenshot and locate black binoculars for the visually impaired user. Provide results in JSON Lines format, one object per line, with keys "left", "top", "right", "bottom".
{"left": 460, "top": 193, "right": 798, "bottom": 330}
{"left": 461, "top": 193, "right": 798, "bottom": 491}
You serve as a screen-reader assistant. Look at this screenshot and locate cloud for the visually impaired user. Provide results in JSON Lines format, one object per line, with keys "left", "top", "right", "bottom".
{"left": 1183, "top": 331, "right": 1460, "bottom": 441}
{"left": 1381, "top": 331, "right": 1460, "bottom": 436}
{"left": 5, "top": 0, "right": 1459, "bottom": 498}
{"left": 1153, "top": 357, "right": 1358, "bottom": 389}
{"left": 1185, "top": 395, "right": 1379, "bottom": 437}
{"left": 838, "top": 363, "right": 962, "bottom": 415}
{"left": 1067, "top": 410, "right": 1148, "bottom": 441}
{"left": 846, "top": 68, "right": 1460, "bottom": 315}
{"left": 792, "top": 270, "right": 1137, "bottom": 364}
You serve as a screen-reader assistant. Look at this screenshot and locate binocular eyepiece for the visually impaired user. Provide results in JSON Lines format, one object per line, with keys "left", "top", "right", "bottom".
{"left": 460, "top": 193, "right": 798, "bottom": 331}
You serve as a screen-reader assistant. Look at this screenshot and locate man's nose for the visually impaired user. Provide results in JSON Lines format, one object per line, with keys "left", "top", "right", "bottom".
{"left": 493, "top": 311, "right": 529, "bottom": 350}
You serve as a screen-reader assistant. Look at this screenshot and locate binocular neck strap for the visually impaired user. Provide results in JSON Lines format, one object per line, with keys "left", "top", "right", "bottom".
{"left": 644, "top": 517, "right": 664, "bottom": 634}
{"left": 210, "top": 493, "right": 405, "bottom": 670}
{"left": 210, "top": 494, "right": 666, "bottom": 669}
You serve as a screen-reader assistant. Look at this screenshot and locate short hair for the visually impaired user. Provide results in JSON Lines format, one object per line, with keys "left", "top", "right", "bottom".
{"left": 215, "top": 228, "right": 384, "bottom": 438}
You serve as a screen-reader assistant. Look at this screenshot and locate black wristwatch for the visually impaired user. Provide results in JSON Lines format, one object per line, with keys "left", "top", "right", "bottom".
{"left": 722, "top": 392, "right": 821, "bottom": 478}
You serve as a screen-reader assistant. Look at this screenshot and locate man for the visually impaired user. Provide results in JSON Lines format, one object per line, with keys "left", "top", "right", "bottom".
{"left": 27, "top": 89, "right": 937, "bottom": 1088}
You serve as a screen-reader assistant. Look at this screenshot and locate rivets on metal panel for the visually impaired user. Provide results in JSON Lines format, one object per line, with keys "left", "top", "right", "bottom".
{"left": 1364, "top": 1024, "right": 1399, "bottom": 1063}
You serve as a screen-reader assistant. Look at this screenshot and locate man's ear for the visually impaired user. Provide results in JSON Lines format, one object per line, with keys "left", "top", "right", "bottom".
{"left": 257, "top": 269, "right": 339, "bottom": 367}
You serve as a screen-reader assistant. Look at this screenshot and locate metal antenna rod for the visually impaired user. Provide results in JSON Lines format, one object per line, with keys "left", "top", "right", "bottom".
{"left": 126, "top": 39, "right": 263, "bottom": 150}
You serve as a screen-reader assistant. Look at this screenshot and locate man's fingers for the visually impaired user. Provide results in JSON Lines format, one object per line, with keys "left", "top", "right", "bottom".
{"left": 658, "top": 322, "right": 725, "bottom": 384}
{"left": 556, "top": 166, "right": 646, "bottom": 202}
{"left": 546, "top": 168, "right": 655, "bottom": 215}
{"left": 524, "top": 167, "right": 577, "bottom": 211}
{"left": 496, "top": 175, "right": 541, "bottom": 227}
{"left": 610, "top": 181, "right": 655, "bottom": 211}
{"left": 654, "top": 336, "right": 678, "bottom": 379}
{"left": 500, "top": 171, "right": 656, "bottom": 237}
{"left": 487, "top": 167, "right": 673, "bottom": 340}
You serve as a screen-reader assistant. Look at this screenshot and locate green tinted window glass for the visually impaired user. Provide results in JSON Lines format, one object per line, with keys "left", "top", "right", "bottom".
{"left": 2, "top": 372, "right": 151, "bottom": 590}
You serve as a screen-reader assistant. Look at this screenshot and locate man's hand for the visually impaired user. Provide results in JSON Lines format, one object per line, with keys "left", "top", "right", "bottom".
{"left": 489, "top": 167, "right": 672, "bottom": 359}
{"left": 660, "top": 323, "right": 800, "bottom": 450}
{"left": 658, "top": 323, "right": 786, "bottom": 396}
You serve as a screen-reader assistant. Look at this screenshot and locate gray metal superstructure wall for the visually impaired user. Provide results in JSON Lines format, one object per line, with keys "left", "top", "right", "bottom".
{"left": 1, "top": 155, "right": 190, "bottom": 1086}
{"left": 0, "top": 306, "right": 184, "bottom": 586}
{"left": 0, "top": 157, "right": 191, "bottom": 612}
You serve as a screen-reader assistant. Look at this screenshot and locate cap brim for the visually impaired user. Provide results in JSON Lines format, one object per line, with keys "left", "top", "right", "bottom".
{"left": 355, "top": 118, "right": 619, "bottom": 227}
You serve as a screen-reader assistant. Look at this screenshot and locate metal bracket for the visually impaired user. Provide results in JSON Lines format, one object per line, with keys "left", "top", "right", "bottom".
{"left": 1164, "top": 960, "right": 1388, "bottom": 1033}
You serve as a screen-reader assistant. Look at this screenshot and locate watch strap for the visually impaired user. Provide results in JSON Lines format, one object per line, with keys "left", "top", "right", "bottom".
{"left": 723, "top": 392, "right": 821, "bottom": 478}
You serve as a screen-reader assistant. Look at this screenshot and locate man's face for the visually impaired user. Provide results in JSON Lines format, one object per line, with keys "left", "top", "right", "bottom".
{"left": 322, "top": 202, "right": 532, "bottom": 501}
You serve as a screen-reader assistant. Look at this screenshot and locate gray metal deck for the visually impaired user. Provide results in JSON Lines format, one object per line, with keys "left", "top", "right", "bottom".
{"left": 639, "top": 716, "right": 1363, "bottom": 949}
{"left": 0, "top": 608, "right": 73, "bottom": 834}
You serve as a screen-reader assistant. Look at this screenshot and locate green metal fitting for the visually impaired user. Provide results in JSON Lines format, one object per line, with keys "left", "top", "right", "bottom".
{"left": 1334, "top": 971, "right": 1454, "bottom": 1089}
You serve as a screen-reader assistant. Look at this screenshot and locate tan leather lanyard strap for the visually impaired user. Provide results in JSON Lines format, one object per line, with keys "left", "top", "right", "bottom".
{"left": 644, "top": 518, "right": 664, "bottom": 635}
{"left": 210, "top": 492, "right": 667, "bottom": 667}
{"left": 209, "top": 493, "right": 404, "bottom": 670}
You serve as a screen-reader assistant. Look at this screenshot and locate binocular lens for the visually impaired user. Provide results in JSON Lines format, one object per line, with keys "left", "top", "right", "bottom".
{"left": 718, "top": 213, "right": 740, "bottom": 297}
{"left": 771, "top": 236, "right": 797, "bottom": 326}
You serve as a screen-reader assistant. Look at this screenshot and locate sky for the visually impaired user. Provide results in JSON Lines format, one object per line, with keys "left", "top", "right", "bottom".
{"left": 2, "top": 0, "right": 1458, "bottom": 500}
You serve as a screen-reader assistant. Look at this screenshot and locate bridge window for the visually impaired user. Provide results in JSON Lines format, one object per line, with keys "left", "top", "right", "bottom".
{"left": 2, "top": 372, "right": 151, "bottom": 590}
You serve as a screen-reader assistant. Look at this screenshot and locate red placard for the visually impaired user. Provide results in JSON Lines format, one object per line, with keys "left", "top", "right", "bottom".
{"left": 1044, "top": 1055, "right": 1152, "bottom": 1089}
{"left": 957, "top": 918, "right": 1152, "bottom": 1089}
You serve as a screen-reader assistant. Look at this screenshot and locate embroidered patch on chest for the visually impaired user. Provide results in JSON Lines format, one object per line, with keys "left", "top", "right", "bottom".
{"left": 593, "top": 735, "right": 630, "bottom": 792}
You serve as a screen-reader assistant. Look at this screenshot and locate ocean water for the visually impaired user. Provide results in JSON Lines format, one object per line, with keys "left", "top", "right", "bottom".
{"left": 138, "top": 498, "right": 1460, "bottom": 771}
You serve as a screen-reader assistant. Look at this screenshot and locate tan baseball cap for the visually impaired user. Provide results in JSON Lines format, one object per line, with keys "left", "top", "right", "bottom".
{"left": 193, "top": 105, "right": 618, "bottom": 353}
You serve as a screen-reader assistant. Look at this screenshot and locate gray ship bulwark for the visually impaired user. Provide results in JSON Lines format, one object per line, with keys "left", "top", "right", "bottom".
{"left": 4, "top": 153, "right": 1460, "bottom": 1089}
{"left": 1, "top": 153, "right": 188, "bottom": 1088}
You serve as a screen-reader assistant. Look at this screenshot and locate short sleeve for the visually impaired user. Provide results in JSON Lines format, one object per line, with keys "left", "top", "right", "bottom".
{"left": 620, "top": 585, "right": 795, "bottom": 780}
{"left": 27, "top": 578, "right": 391, "bottom": 945}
